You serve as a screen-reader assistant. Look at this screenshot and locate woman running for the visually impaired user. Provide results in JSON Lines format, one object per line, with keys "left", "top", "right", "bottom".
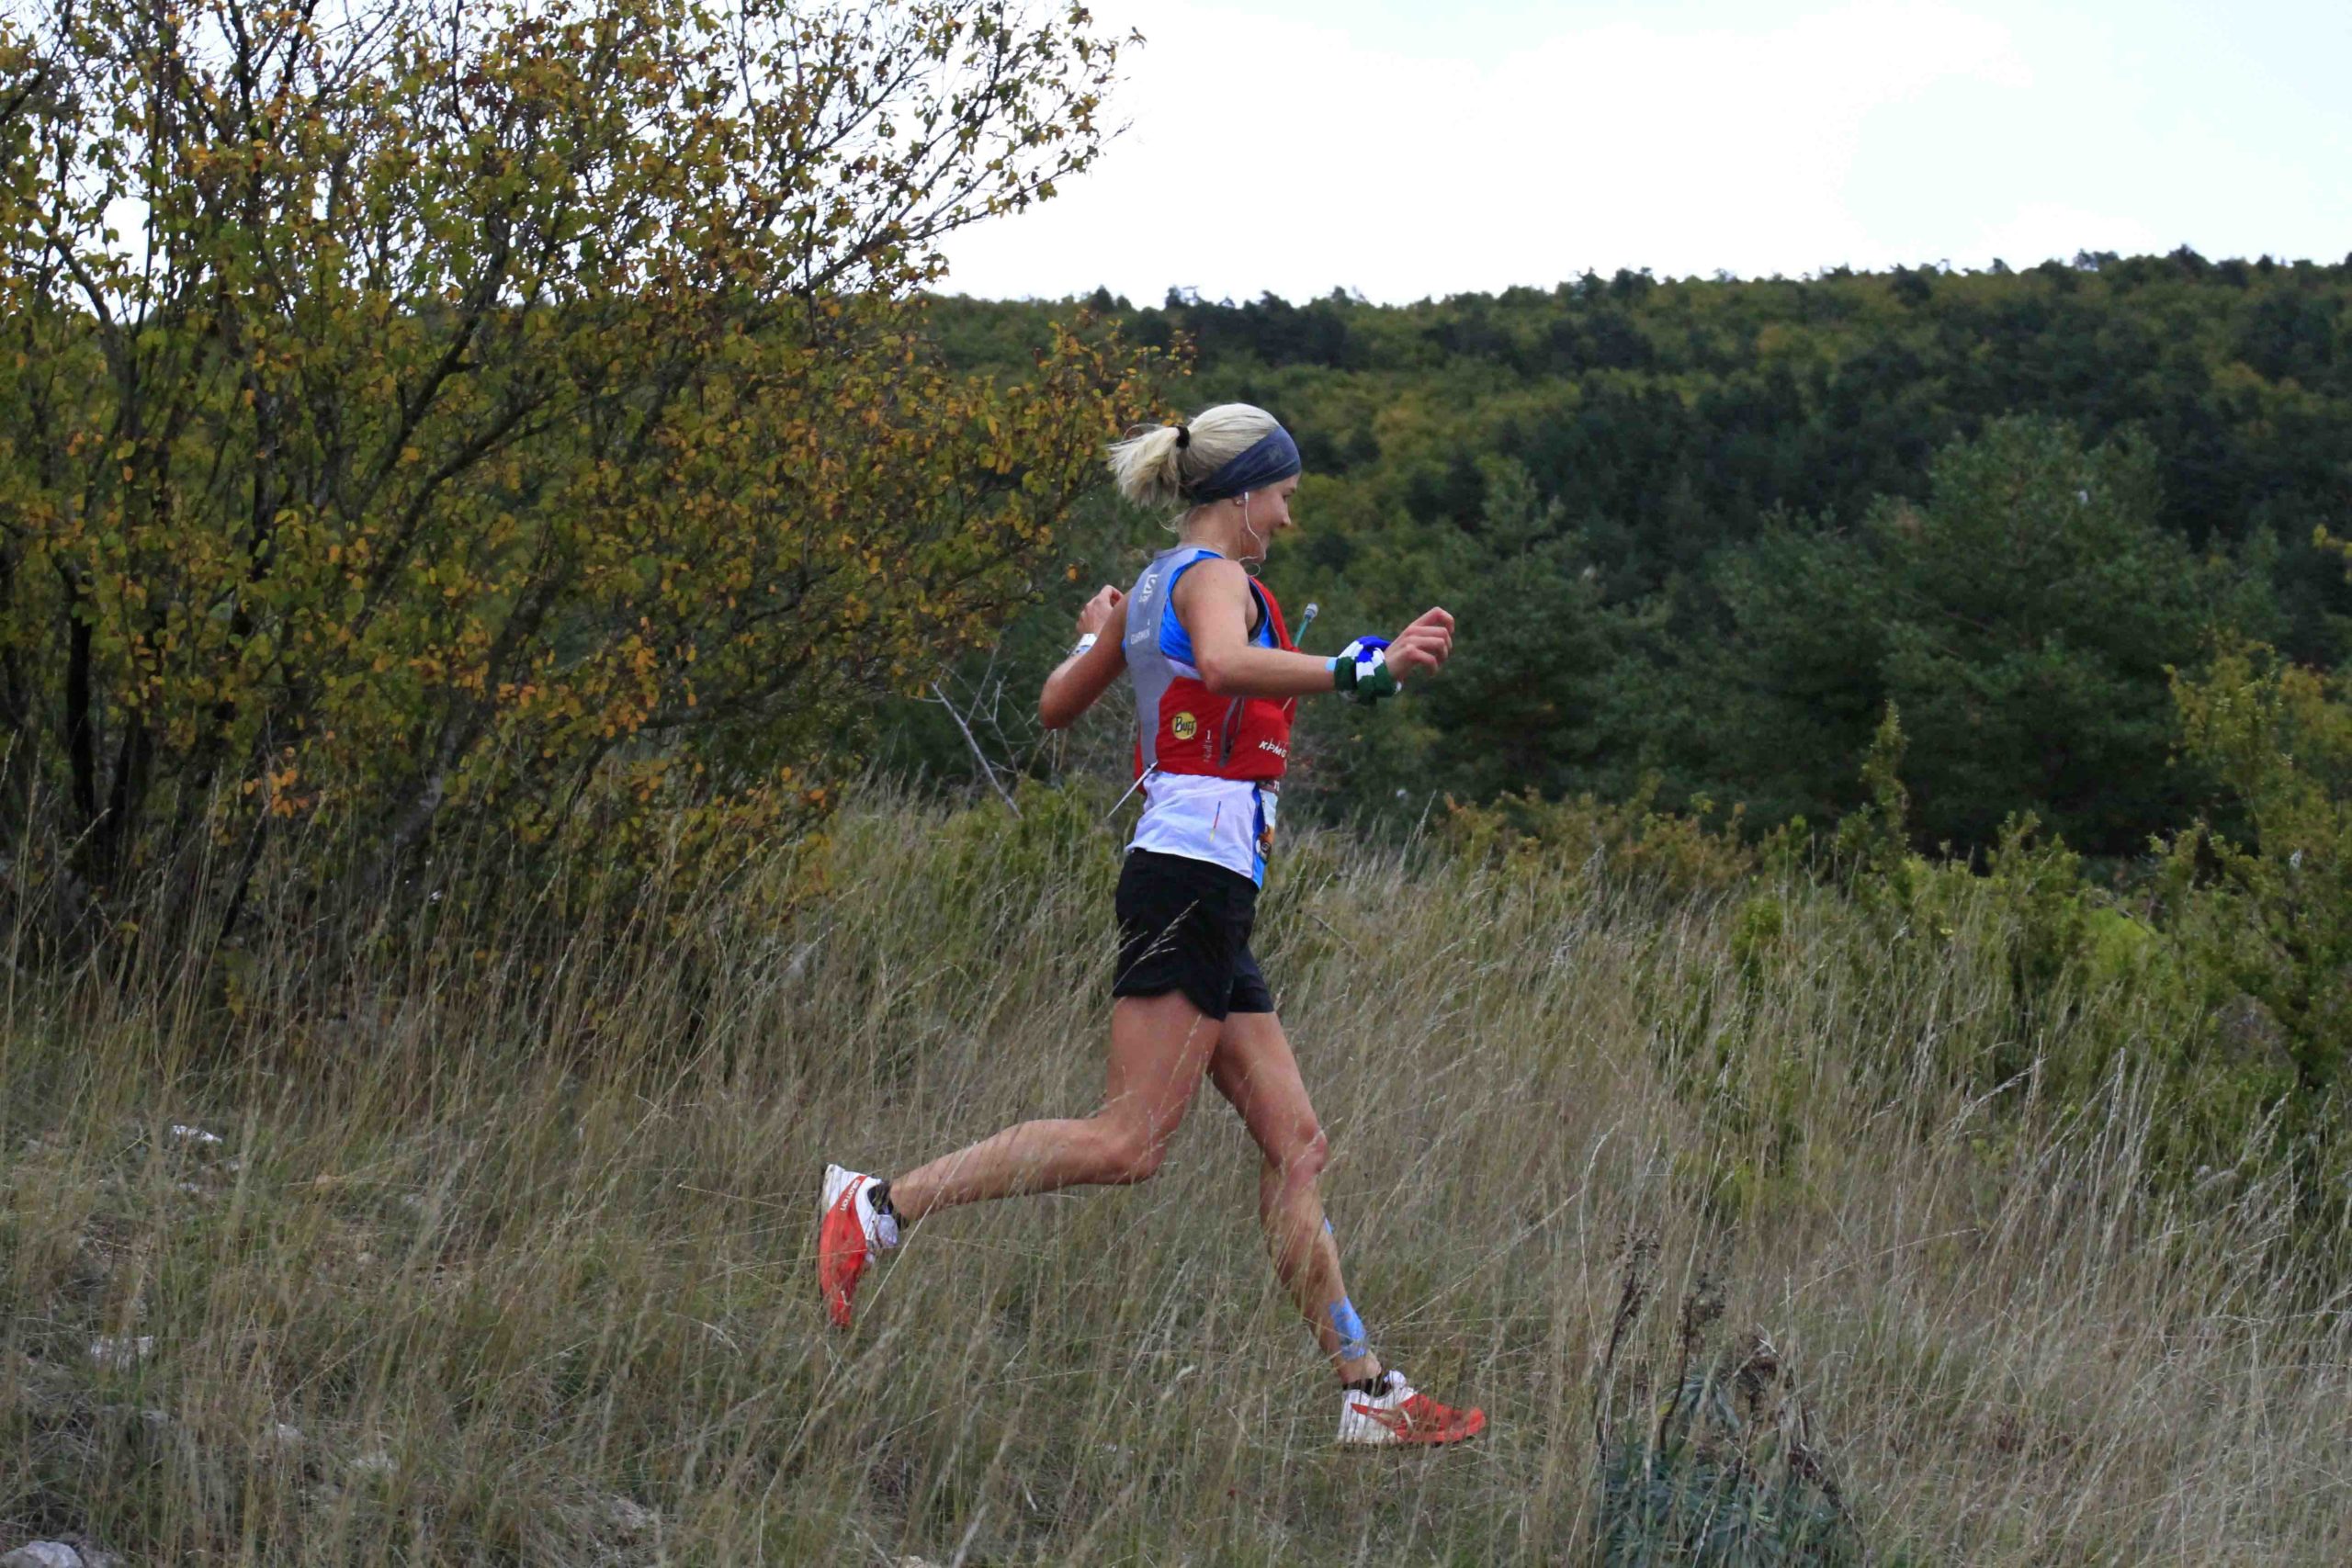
{"left": 820, "top": 402, "right": 1483, "bottom": 1447}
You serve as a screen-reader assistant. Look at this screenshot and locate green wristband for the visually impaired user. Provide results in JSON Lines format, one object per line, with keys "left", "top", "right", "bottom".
{"left": 1333, "top": 649, "right": 1396, "bottom": 705}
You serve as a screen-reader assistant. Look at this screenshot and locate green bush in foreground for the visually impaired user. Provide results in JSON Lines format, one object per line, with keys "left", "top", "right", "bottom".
{"left": 1590, "top": 1234, "right": 1867, "bottom": 1566}
{"left": 2161, "top": 640, "right": 2352, "bottom": 1093}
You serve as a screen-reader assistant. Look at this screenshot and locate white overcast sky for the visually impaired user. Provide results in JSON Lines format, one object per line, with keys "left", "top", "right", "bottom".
{"left": 933, "top": 0, "right": 2352, "bottom": 305}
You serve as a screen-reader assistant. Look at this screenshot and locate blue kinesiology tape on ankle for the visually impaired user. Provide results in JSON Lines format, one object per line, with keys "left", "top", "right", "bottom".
{"left": 1327, "top": 1298, "right": 1371, "bottom": 1360}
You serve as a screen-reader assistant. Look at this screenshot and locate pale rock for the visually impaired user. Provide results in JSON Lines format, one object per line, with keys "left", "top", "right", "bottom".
{"left": 349, "top": 1449, "right": 396, "bottom": 1477}
{"left": 605, "top": 1497, "right": 658, "bottom": 1536}
{"left": 167, "top": 1125, "right": 224, "bottom": 1149}
{"left": 87, "top": 1336, "right": 154, "bottom": 1370}
{"left": 1, "top": 1543, "right": 85, "bottom": 1568}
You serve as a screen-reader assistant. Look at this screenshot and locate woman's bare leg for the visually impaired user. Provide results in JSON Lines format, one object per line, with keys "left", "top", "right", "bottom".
{"left": 888, "top": 991, "right": 1222, "bottom": 1224}
{"left": 1209, "top": 1010, "right": 1382, "bottom": 1384}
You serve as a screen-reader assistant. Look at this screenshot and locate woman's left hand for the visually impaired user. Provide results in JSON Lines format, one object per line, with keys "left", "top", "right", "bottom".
{"left": 1384, "top": 606, "right": 1455, "bottom": 684}
{"left": 1078, "top": 584, "right": 1125, "bottom": 638}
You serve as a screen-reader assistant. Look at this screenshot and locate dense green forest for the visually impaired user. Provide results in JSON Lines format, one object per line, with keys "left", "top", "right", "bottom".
{"left": 900, "top": 252, "right": 2352, "bottom": 864}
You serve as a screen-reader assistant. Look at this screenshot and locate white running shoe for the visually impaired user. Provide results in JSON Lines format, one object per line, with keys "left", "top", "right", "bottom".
{"left": 818, "top": 1163, "right": 899, "bottom": 1328}
{"left": 1335, "top": 1368, "right": 1487, "bottom": 1447}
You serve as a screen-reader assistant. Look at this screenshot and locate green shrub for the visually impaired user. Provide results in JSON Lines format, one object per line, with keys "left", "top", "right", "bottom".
{"left": 1442, "top": 777, "right": 1758, "bottom": 901}
{"left": 1591, "top": 1237, "right": 1868, "bottom": 1566}
{"left": 1830, "top": 699, "right": 2268, "bottom": 1187}
{"left": 2160, "top": 640, "right": 2352, "bottom": 1095}
{"left": 2150, "top": 639, "right": 2352, "bottom": 1243}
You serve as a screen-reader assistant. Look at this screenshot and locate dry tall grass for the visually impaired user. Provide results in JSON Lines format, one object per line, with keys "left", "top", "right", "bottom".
{"left": 4, "top": 788, "right": 2348, "bottom": 1563}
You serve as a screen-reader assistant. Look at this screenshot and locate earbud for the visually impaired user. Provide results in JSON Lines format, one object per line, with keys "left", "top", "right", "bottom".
{"left": 1237, "top": 489, "right": 1265, "bottom": 574}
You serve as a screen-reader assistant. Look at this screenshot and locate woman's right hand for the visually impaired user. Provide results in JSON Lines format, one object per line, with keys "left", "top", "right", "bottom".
{"left": 1383, "top": 607, "right": 1454, "bottom": 684}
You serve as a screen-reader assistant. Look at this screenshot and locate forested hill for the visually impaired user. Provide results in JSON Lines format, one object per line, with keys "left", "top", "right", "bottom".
{"left": 914, "top": 254, "right": 2352, "bottom": 863}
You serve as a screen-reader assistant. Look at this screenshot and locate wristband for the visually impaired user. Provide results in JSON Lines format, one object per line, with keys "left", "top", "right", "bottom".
{"left": 1334, "top": 637, "right": 1399, "bottom": 705}
{"left": 1069, "top": 632, "right": 1098, "bottom": 658}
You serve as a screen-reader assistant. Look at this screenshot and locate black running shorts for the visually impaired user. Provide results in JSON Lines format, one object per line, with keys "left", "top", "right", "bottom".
{"left": 1112, "top": 848, "right": 1275, "bottom": 1021}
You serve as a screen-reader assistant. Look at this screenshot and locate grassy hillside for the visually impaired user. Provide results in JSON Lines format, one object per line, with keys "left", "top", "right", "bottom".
{"left": 5, "top": 787, "right": 2347, "bottom": 1563}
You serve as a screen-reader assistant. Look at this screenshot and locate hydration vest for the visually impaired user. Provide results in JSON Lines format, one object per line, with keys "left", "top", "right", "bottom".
{"left": 1123, "top": 546, "right": 1295, "bottom": 784}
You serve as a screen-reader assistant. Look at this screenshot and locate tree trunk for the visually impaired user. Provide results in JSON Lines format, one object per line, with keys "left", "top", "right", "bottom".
{"left": 62, "top": 579, "right": 96, "bottom": 829}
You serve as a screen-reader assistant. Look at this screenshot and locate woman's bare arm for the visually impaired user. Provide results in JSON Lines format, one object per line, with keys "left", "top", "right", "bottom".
{"left": 1039, "top": 585, "right": 1128, "bottom": 729}
{"left": 1175, "top": 558, "right": 1454, "bottom": 698}
{"left": 1174, "top": 560, "right": 1337, "bottom": 698}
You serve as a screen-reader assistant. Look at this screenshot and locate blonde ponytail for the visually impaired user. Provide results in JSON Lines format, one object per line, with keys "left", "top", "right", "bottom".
{"left": 1106, "top": 423, "right": 1190, "bottom": 510}
{"left": 1106, "top": 403, "right": 1289, "bottom": 515}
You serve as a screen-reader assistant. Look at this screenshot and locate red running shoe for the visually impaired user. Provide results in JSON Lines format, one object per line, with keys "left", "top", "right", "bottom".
{"left": 1336, "top": 1369, "right": 1487, "bottom": 1447}
{"left": 818, "top": 1163, "right": 898, "bottom": 1328}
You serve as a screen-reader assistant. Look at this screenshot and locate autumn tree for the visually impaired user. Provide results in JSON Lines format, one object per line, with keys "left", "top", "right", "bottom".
{"left": 0, "top": 0, "right": 1149, "bottom": 920}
